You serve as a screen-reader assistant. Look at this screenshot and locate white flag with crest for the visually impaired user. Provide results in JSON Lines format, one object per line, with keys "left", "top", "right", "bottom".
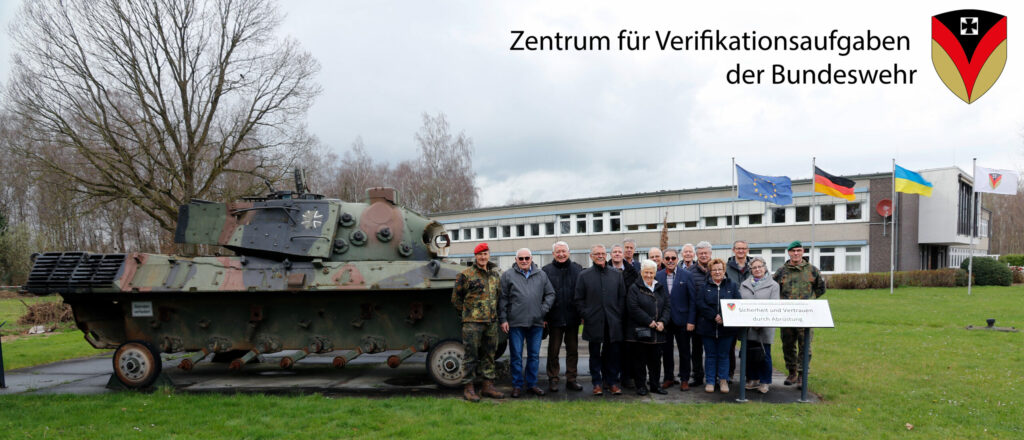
{"left": 975, "top": 166, "right": 1019, "bottom": 195}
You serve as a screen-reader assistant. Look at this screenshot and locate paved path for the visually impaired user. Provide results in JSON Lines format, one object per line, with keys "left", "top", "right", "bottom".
{"left": 1, "top": 341, "right": 820, "bottom": 404}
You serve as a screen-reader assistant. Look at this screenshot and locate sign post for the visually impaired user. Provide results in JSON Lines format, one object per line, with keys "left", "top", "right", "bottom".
{"left": 722, "top": 299, "right": 834, "bottom": 402}
{"left": 1, "top": 321, "right": 7, "bottom": 389}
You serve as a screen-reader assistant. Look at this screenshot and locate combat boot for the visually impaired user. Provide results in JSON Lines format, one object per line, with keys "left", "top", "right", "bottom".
{"left": 480, "top": 380, "right": 505, "bottom": 399}
{"left": 463, "top": 383, "right": 481, "bottom": 402}
{"left": 784, "top": 369, "right": 798, "bottom": 386}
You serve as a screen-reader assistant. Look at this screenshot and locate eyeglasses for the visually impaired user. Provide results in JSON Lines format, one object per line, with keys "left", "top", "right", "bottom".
{"left": 664, "top": 256, "right": 677, "bottom": 261}
{"left": 517, "top": 257, "right": 531, "bottom": 261}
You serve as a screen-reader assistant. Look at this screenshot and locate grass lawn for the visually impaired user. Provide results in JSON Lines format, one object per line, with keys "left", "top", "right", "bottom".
{"left": 1, "top": 286, "right": 1022, "bottom": 438}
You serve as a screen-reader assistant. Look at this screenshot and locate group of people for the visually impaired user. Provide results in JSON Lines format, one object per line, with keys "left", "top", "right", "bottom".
{"left": 450, "top": 238, "right": 826, "bottom": 401}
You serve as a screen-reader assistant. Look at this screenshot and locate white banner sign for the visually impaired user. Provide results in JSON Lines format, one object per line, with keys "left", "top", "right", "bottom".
{"left": 721, "top": 299, "right": 834, "bottom": 328}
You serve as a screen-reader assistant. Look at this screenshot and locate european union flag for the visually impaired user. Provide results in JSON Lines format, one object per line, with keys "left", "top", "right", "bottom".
{"left": 736, "top": 165, "right": 793, "bottom": 205}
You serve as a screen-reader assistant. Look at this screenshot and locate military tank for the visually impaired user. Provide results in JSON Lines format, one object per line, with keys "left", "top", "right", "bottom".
{"left": 23, "top": 173, "right": 496, "bottom": 389}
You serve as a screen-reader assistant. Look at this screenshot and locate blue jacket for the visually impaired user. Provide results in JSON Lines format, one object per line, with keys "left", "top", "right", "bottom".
{"left": 656, "top": 268, "right": 696, "bottom": 327}
{"left": 694, "top": 277, "right": 740, "bottom": 339}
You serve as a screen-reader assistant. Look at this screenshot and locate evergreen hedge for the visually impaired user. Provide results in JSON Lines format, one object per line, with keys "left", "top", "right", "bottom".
{"left": 960, "top": 257, "right": 1013, "bottom": 286}
{"left": 998, "top": 254, "right": 1024, "bottom": 267}
{"left": 826, "top": 269, "right": 968, "bottom": 289}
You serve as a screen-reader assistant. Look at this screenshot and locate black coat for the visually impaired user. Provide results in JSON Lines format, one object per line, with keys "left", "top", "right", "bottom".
{"left": 625, "top": 278, "right": 671, "bottom": 344}
{"left": 573, "top": 263, "right": 626, "bottom": 343}
{"left": 694, "top": 277, "right": 741, "bottom": 339}
{"left": 617, "top": 262, "right": 639, "bottom": 293}
{"left": 687, "top": 263, "right": 710, "bottom": 292}
{"left": 542, "top": 260, "right": 584, "bottom": 327}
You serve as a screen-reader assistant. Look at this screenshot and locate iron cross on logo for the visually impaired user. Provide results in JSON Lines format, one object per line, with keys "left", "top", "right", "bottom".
{"left": 301, "top": 209, "right": 323, "bottom": 229}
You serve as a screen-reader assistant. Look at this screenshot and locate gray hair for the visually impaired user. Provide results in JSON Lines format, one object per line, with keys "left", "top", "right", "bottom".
{"left": 682, "top": 243, "right": 694, "bottom": 252}
{"left": 610, "top": 244, "right": 623, "bottom": 251}
{"left": 516, "top": 248, "right": 532, "bottom": 257}
{"left": 552, "top": 241, "right": 569, "bottom": 252}
{"left": 732, "top": 240, "right": 748, "bottom": 248}
{"left": 696, "top": 241, "right": 712, "bottom": 251}
{"left": 590, "top": 244, "right": 606, "bottom": 254}
{"left": 749, "top": 256, "right": 768, "bottom": 269}
{"left": 663, "top": 248, "right": 678, "bottom": 256}
{"left": 640, "top": 259, "right": 658, "bottom": 272}
{"left": 623, "top": 238, "right": 637, "bottom": 246}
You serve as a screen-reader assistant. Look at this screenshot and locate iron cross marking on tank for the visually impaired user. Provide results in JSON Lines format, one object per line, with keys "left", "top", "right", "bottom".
{"left": 302, "top": 209, "right": 323, "bottom": 229}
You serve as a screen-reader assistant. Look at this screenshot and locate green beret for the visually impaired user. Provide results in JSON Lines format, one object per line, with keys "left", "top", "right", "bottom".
{"left": 787, "top": 241, "right": 802, "bottom": 251}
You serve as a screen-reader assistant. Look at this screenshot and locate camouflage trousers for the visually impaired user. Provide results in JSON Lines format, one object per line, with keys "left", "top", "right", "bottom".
{"left": 461, "top": 322, "right": 499, "bottom": 384}
{"left": 781, "top": 328, "right": 813, "bottom": 372}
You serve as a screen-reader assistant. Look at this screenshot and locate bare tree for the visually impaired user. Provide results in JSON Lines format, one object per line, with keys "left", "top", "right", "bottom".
{"left": 3, "top": 0, "right": 321, "bottom": 233}
{"left": 402, "top": 112, "right": 478, "bottom": 214}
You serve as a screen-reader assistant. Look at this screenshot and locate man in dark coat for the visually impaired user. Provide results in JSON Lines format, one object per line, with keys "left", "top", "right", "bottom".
{"left": 573, "top": 244, "right": 626, "bottom": 396}
{"left": 609, "top": 243, "right": 639, "bottom": 388}
{"left": 542, "top": 241, "right": 584, "bottom": 392}
{"left": 657, "top": 248, "right": 698, "bottom": 391}
{"left": 684, "top": 240, "right": 714, "bottom": 386}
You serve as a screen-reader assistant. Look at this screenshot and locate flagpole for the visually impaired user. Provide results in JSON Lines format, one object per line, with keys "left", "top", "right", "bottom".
{"left": 968, "top": 158, "right": 976, "bottom": 296}
{"left": 890, "top": 159, "right": 896, "bottom": 294}
{"left": 731, "top": 156, "right": 737, "bottom": 244}
{"left": 811, "top": 157, "right": 817, "bottom": 266}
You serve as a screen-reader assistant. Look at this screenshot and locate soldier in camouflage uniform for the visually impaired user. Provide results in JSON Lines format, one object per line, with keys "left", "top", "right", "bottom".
{"left": 451, "top": 242, "right": 505, "bottom": 401}
{"left": 772, "top": 241, "right": 826, "bottom": 386}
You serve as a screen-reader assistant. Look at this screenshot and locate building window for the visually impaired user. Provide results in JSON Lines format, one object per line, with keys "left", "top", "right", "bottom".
{"left": 463, "top": 228, "right": 471, "bottom": 240}
{"left": 627, "top": 225, "right": 640, "bottom": 231}
{"left": 705, "top": 217, "right": 718, "bottom": 227}
{"left": 531, "top": 223, "right": 540, "bottom": 236}
{"left": 646, "top": 223, "right": 658, "bottom": 230}
{"left": 545, "top": 222, "right": 554, "bottom": 235}
{"left": 770, "top": 248, "right": 787, "bottom": 272}
{"left": 451, "top": 229, "right": 460, "bottom": 241}
{"left": 610, "top": 218, "right": 621, "bottom": 232}
{"left": 795, "top": 206, "right": 810, "bottom": 223}
{"left": 845, "top": 246, "right": 862, "bottom": 272}
{"left": 560, "top": 215, "right": 571, "bottom": 234}
{"left": 957, "top": 180, "right": 975, "bottom": 236}
{"left": 576, "top": 219, "right": 587, "bottom": 234}
{"left": 684, "top": 221, "right": 698, "bottom": 229}
{"left": 846, "top": 203, "right": 862, "bottom": 220}
{"left": 666, "top": 222, "right": 677, "bottom": 229}
{"left": 818, "top": 247, "right": 835, "bottom": 272}
{"left": 476, "top": 227, "right": 484, "bottom": 240}
{"left": 820, "top": 205, "right": 836, "bottom": 221}
{"left": 749, "top": 214, "right": 763, "bottom": 225}
{"left": 593, "top": 218, "right": 604, "bottom": 233}
{"left": 516, "top": 224, "right": 525, "bottom": 237}
{"left": 772, "top": 208, "right": 786, "bottom": 224}
{"left": 502, "top": 225, "right": 511, "bottom": 238}
{"left": 488, "top": 226, "right": 497, "bottom": 239}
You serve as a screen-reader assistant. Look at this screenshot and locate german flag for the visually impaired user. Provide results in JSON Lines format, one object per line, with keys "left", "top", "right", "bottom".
{"left": 814, "top": 167, "right": 855, "bottom": 201}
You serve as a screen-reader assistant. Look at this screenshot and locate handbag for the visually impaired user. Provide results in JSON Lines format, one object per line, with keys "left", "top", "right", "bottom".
{"left": 635, "top": 326, "right": 653, "bottom": 341}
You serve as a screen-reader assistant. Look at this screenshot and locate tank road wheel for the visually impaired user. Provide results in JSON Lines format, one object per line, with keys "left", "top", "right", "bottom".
{"left": 112, "top": 341, "right": 162, "bottom": 389}
{"left": 426, "top": 339, "right": 466, "bottom": 389}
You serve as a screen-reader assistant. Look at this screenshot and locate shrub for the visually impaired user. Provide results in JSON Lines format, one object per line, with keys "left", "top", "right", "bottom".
{"left": 999, "top": 254, "right": 1024, "bottom": 267}
{"left": 960, "top": 257, "right": 1013, "bottom": 286}
{"left": 825, "top": 269, "right": 969, "bottom": 289}
{"left": 1011, "top": 266, "right": 1024, "bottom": 284}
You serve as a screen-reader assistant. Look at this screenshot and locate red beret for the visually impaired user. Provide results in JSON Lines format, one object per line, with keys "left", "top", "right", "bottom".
{"left": 473, "top": 242, "right": 489, "bottom": 254}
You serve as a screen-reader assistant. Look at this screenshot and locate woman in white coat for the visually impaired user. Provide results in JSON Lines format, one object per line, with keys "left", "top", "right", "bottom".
{"left": 738, "top": 257, "right": 779, "bottom": 394}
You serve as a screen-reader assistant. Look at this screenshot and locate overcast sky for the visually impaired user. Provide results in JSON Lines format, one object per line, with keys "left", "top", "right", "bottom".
{"left": 2, "top": 1, "right": 1021, "bottom": 207}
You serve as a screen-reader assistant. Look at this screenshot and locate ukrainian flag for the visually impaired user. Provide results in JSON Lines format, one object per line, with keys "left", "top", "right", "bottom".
{"left": 894, "top": 165, "right": 933, "bottom": 197}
